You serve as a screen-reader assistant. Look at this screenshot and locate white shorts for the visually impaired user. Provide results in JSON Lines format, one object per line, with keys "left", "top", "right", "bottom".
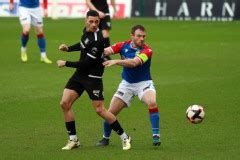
{"left": 18, "top": 6, "right": 43, "bottom": 27}
{"left": 113, "top": 80, "right": 156, "bottom": 107}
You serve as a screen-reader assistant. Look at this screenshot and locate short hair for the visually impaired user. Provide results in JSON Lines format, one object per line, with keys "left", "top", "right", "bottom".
{"left": 86, "top": 10, "right": 99, "bottom": 17}
{"left": 131, "top": 25, "right": 146, "bottom": 34}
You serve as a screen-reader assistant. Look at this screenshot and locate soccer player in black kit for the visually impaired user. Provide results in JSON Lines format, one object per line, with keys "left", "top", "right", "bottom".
{"left": 57, "top": 10, "right": 131, "bottom": 151}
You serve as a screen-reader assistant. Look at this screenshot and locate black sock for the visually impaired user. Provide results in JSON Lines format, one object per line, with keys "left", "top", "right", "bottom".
{"left": 65, "top": 121, "right": 76, "bottom": 135}
{"left": 110, "top": 120, "right": 124, "bottom": 135}
{"left": 104, "top": 37, "right": 110, "bottom": 47}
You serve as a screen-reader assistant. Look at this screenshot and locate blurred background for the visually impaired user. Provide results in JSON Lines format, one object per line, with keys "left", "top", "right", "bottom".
{"left": 1, "top": 0, "right": 240, "bottom": 21}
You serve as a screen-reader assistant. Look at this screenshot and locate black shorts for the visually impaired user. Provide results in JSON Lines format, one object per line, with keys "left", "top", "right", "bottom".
{"left": 99, "top": 15, "right": 111, "bottom": 30}
{"left": 65, "top": 75, "right": 104, "bottom": 100}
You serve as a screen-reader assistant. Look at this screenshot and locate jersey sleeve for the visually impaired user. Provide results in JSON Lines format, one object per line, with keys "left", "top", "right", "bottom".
{"left": 111, "top": 42, "right": 125, "bottom": 54}
{"left": 136, "top": 46, "right": 153, "bottom": 64}
{"left": 67, "top": 42, "right": 82, "bottom": 52}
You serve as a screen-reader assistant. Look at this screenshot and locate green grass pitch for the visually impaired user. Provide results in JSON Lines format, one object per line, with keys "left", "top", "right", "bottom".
{"left": 0, "top": 17, "right": 240, "bottom": 160}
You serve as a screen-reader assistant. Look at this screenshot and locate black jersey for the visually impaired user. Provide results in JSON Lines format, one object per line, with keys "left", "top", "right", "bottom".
{"left": 91, "top": 0, "right": 109, "bottom": 13}
{"left": 65, "top": 28, "right": 105, "bottom": 79}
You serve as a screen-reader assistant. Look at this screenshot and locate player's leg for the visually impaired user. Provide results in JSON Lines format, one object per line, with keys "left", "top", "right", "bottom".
{"left": 60, "top": 88, "right": 80, "bottom": 150}
{"left": 141, "top": 89, "right": 161, "bottom": 146}
{"left": 102, "top": 29, "right": 110, "bottom": 47}
{"left": 101, "top": 16, "right": 112, "bottom": 60}
{"left": 86, "top": 79, "right": 131, "bottom": 150}
{"left": 92, "top": 100, "right": 131, "bottom": 150}
{"left": 96, "top": 97, "right": 126, "bottom": 146}
{"left": 32, "top": 7, "right": 52, "bottom": 63}
{"left": 18, "top": 7, "right": 31, "bottom": 62}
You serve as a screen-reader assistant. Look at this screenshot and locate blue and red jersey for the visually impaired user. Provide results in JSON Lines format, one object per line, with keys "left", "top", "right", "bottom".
{"left": 111, "top": 40, "right": 153, "bottom": 83}
{"left": 16, "top": 0, "right": 47, "bottom": 9}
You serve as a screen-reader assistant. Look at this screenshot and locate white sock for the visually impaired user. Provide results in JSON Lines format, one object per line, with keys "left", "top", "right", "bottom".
{"left": 69, "top": 135, "right": 78, "bottom": 141}
{"left": 119, "top": 132, "right": 128, "bottom": 140}
{"left": 153, "top": 134, "right": 160, "bottom": 137}
{"left": 41, "top": 52, "right": 46, "bottom": 58}
{"left": 21, "top": 47, "right": 26, "bottom": 53}
{"left": 103, "top": 135, "right": 110, "bottom": 139}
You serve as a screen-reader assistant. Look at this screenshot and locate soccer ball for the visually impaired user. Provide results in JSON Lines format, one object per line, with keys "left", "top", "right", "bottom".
{"left": 186, "top": 105, "right": 205, "bottom": 124}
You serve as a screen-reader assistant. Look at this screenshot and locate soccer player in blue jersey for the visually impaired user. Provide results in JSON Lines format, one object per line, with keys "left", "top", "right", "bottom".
{"left": 9, "top": 0, "right": 52, "bottom": 63}
{"left": 96, "top": 25, "right": 161, "bottom": 147}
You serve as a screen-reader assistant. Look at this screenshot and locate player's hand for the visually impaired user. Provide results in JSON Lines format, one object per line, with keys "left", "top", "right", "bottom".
{"left": 98, "top": 11, "right": 105, "bottom": 18}
{"left": 9, "top": 3, "right": 14, "bottom": 11}
{"left": 57, "top": 60, "right": 66, "bottom": 68}
{"left": 103, "top": 60, "right": 117, "bottom": 67}
{"left": 59, "top": 44, "right": 69, "bottom": 52}
{"left": 103, "top": 47, "right": 113, "bottom": 56}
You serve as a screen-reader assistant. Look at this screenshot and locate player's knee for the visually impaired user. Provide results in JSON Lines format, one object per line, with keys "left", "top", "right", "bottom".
{"left": 22, "top": 30, "right": 29, "bottom": 36}
{"left": 35, "top": 27, "right": 44, "bottom": 35}
{"left": 147, "top": 100, "right": 157, "bottom": 108}
{"left": 95, "top": 106, "right": 105, "bottom": 116}
{"left": 60, "top": 100, "right": 71, "bottom": 111}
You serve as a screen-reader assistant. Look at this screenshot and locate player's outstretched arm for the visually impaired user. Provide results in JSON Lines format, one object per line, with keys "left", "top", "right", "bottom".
{"left": 103, "top": 57, "right": 142, "bottom": 68}
{"left": 59, "top": 42, "right": 82, "bottom": 52}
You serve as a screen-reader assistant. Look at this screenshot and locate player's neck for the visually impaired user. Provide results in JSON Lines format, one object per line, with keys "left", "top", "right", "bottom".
{"left": 130, "top": 41, "right": 140, "bottom": 49}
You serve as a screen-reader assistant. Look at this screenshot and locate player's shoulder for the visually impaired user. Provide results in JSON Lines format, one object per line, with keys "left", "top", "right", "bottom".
{"left": 142, "top": 43, "right": 152, "bottom": 50}
{"left": 142, "top": 43, "right": 152, "bottom": 53}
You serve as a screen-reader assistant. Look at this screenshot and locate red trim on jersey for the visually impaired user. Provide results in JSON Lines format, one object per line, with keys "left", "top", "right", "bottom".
{"left": 111, "top": 40, "right": 131, "bottom": 54}
{"left": 37, "top": 34, "right": 44, "bottom": 38}
{"left": 10, "top": 0, "right": 14, "bottom": 4}
{"left": 43, "top": 0, "right": 48, "bottom": 9}
{"left": 149, "top": 107, "right": 159, "bottom": 113}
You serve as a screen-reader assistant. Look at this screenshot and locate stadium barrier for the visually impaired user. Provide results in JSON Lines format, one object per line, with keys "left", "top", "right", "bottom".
{"left": 0, "top": 0, "right": 132, "bottom": 19}
{"left": 131, "top": 0, "right": 240, "bottom": 21}
{"left": 1, "top": 0, "right": 239, "bottom": 21}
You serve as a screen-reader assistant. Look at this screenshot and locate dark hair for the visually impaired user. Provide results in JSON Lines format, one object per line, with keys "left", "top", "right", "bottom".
{"left": 86, "top": 10, "right": 99, "bottom": 17}
{"left": 131, "top": 25, "right": 146, "bottom": 34}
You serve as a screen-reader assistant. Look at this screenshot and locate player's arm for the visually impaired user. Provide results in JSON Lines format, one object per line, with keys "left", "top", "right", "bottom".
{"left": 103, "top": 57, "right": 142, "bottom": 68}
{"left": 9, "top": 0, "right": 14, "bottom": 11}
{"left": 58, "top": 42, "right": 82, "bottom": 52}
{"left": 85, "top": 0, "right": 105, "bottom": 18}
{"left": 58, "top": 41, "right": 101, "bottom": 69}
{"left": 57, "top": 54, "right": 94, "bottom": 69}
{"left": 103, "top": 48, "right": 152, "bottom": 68}
{"left": 103, "top": 47, "right": 114, "bottom": 56}
{"left": 103, "top": 42, "right": 125, "bottom": 56}
{"left": 85, "top": 0, "right": 97, "bottom": 11}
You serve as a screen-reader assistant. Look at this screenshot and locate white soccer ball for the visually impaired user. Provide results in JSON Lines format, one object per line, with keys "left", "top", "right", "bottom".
{"left": 186, "top": 104, "right": 205, "bottom": 124}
